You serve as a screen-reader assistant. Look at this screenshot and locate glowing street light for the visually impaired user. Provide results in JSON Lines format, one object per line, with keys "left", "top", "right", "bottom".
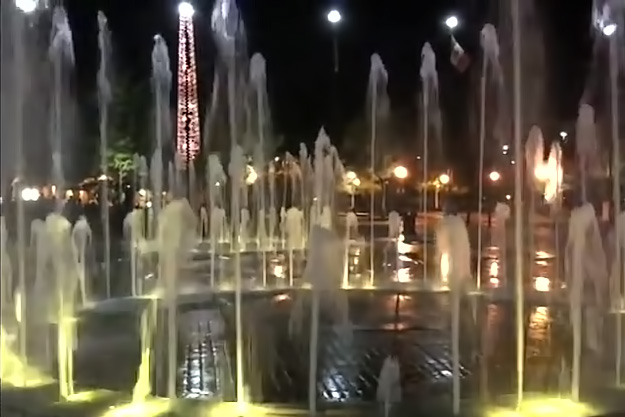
{"left": 178, "top": 1, "right": 195, "bottom": 18}
{"left": 352, "top": 177, "right": 361, "bottom": 187}
{"left": 489, "top": 171, "right": 501, "bottom": 182}
{"left": 559, "top": 131, "right": 568, "bottom": 141}
{"left": 439, "top": 173, "right": 450, "bottom": 185}
{"left": 15, "top": 0, "right": 37, "bottom": 13}
{"left": 345, "top": 171, "right": 357, "bottom": 181}
{"left": 393, "top": 165, "right": 408, "bottom": 179}
{"left": 444, "top": 15, "right": 459, "bottom": 30}
{"left": 603, "top": 23, "right": 617, "bottom": 37}
{"left": 327, "top": 9, "right": 341, "bottom": 24}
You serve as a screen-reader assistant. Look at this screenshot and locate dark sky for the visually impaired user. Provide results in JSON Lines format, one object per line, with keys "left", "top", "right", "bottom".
{"left": 63, "top": 0, "right": 593, "bottom": 159}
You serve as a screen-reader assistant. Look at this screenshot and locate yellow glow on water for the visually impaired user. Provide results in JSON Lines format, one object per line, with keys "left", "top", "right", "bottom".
{"left": 487, "top": 398, "right": 595, "bottom": 417}
{"left": 101, "top": 399, "right": 170, "bottom": 417}
{"left": 209, "top": 401, "right": 272, "bottom": 417}
{"left": 440, "top": 253, "right": 450, "bottom": 283}
{"left": 66, "top": 390, "right": 113, "bottom": 403}
{"left": 1, "top": 326, "right": 51, "bottom": 388}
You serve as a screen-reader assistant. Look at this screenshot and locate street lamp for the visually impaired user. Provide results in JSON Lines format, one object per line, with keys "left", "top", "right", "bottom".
{"left": 489, "top": 171, "right": 501, "bottom": 182}
{"left": 327, "top": 9, "right": 341, "bottom": 73}
{"left": 393, "top": 165, "right": 408, "bottom": 179}
{"left": 444, "top": 15, "right": 459, "bottom": 30}
{"left": 178, "top": 1, "right": 195, "bottom": 18}
{"left": 327, "top": 9, "right": 341, "bottom": 24}
{"left": 603, "top": 23, "right": 617, "bottom": 37}
{"left": 15, "top": 0, "right": 37, "bottom": 13}
{"left": 559, "top": 131, "right": 568, "bottom": 141}
{"left": 439, "top": 173, "right": 450, "bottom": 185}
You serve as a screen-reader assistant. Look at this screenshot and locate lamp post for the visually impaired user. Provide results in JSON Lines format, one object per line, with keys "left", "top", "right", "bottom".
{"left": 327, "top": 9, "right": 342, "bottom": 73}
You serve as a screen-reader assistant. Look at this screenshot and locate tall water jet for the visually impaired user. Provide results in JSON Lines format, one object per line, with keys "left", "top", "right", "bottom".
{"left": 286, "top": 207, "right": 304, "bottom": 287}
{"left": 71, "top": 216, "right": 91, "bottom": 305}
{"left": 157, "top": 200, "right": 197, "bottom": 399}
{"left": 10, "top": 1, "right": 29, "bottom": 374}
{"left": 151, "top": 34, "right": 172, "bottom": 224}
{"left": 575, "top": 104, "right": 600, "bottom": 203}
{"left": 228, "top": 144, "right": 246, "bottom": 409}
{"left": 48, "top": 7, "right": 74, "bottom": 212}
{"left": 289, "top": 226, "right": 345, "bottom": 415}
{"left": 367, "top": 53, "right": 388, "bottom": 286}
{"left": 606, "top": 8, "right": 623, "bottom": 386}
{"left": 343, "top": 211, "right": 358, "bottom": 288}
{"left": 525, "top": 126, "right": 544, "bottom": 272}
{"left": 476, "top": 24, "right": 504, "bottom": 290}
{"left": 97, "top": 11, "right": 112, "bottom": 298}
{"left": 133, "top": 298, "right": 157, "bottom": 403}
{"left": 565, "top": 204, "right": 608, "bottom": 400}
{"left": 491, "top": 203, "right": 511, "bottom": 282}
{"left": 511, "top": 0, "right": 525, "bottom": 407}
{"left": 419, "top": 43, "right": 441, "bottom": 282}
{"left": 124, "top": 209, "right": 145, "bottom": 297}
{"left": 45, "top": 214, "right": 80, "bottom": 400}
{"left": 435, "top": 215, "right": 471, "bottom": 415}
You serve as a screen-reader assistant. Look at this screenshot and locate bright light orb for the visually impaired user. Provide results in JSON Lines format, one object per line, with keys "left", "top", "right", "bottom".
{"left": 352, "top": 178, "right": 361, "bottom": 187}
{"left": 393, "top": 165, "right": 408, "bottom": 179}
{"left": 15, "top": 0, "right": 37, "bottom": 13}
{"left": 345, "top": 171, "right": 357, "bottom": 181}
{"left": 439, "top": 173, "right": 450, "bottom": 185}
{"left": 603, "top": 23, "right": 617, "bottom": 37}
{"left": 445, "top": 15, "right": 459, "bottom": 30}
{"left": 178, "top": 1, "right": 195, "bottom": 18}
{"left": 489, "top": 171, "right": 501, "bottom": 182}
{"left": 327, "top": 9, "right": 341, "bottom": 24}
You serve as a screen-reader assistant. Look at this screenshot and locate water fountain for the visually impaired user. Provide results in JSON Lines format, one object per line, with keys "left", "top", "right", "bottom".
{"left": 368, "top": 53, "right": 388, "bottom": 286}
{"left": 565, "top": 203, "right": 608, "bottom": 401}
{"left": 2, "top": 1, "right": 625, "bottom": 416}
{"left": 49, "top": 7, "right": 74, "bottom": 212}
{"left": 575, "top": 104, "right": 600, "bottom": 203}
{"left": 419, "top": 42, "right": 441, "bottom": 283}
{"left": 72, "top": 215, "right": 92, "bottom": 305}
{"left": 436, "top": 215, "right": 471, "bottom": 415}
{"left": 98, "top": 11, "right": 112, "bottom": 300}
{"left": 151, "top": 34, "right": 172, "bottom": 226}
{"left": 476, "top": 24, "right": 504, "bottom": 290}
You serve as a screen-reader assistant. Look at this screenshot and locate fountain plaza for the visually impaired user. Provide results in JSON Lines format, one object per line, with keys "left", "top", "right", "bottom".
{"left": 1, "top": 0, "right": 624, "bottom": 416}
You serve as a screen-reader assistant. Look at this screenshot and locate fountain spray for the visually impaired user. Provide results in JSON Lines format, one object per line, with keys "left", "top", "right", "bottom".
{"left": 71, "top": 216, "right": 92, "bottom": 305}
{"left": 419, "top": 43, "right": 440, "bottom": 283}
{"left": 229, "top": 145, "right": 246, "bottom": 410}
{"left": 368, "top": 54, "right": 388, "bottom": 287}
{"left": 49, "top": 7, "right": 73, "bottom": 210}
{"left": 151, "top": 34, "right": 172, "bottom": 225}
{"left": 607, "top": 11, "right": 623, "bottom": 385}
{"left": 477, "top": 24, "right": 504, "bottom": 290}
{"left": 511, "top": 0, "right": 525, "bottom": 407}
{"left": 436, "top": 215, "right": 471, "bottom": 415}
{"left": 157, "top": 200, "right": 197, "bottom": 399}
{"left": 98, "top": 11, "right": 112, "bottom": 299}
{"left": 11, "top": 2, "right": 28, "bottom": 376}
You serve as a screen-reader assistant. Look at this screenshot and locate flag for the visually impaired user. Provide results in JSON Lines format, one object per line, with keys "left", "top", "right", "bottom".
{"left": 450, "top": 37, "right": 470, "bottom": 73}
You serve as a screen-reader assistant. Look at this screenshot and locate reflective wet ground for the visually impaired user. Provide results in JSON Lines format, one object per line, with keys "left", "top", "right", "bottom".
{"left": 73, "top": 289, "right": 619, "bottom": 409}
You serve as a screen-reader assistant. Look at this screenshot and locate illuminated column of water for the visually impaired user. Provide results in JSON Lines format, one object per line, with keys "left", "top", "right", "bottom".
{"left": 608, "top": 19, "right": 622, "bottom": 386}
{"left": 49, "top": 8, "right": 74, "bottom": 214}
{"left": 97, "top": 12, "right": 112, "bottom": 299}
{"left": 420, "top": 43, "right": 438, "bottom": 283}
{"left": 12, "top": 1, "right": 28, "bottom": 378}
{"left": 511, "top": 0, "right": 525, "bottom": 407}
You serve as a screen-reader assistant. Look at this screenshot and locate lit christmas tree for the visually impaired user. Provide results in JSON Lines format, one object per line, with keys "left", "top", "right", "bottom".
{"left": 176, "top": 1, "right": 200, "bottom": 163}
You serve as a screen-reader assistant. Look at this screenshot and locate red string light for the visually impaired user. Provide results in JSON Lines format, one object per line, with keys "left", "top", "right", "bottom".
{"left": 176, "top": 14, "right": 200, "bottom": 163}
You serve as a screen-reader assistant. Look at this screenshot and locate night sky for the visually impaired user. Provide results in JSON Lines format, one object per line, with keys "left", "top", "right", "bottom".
{"left": 63, "top": 0, "right": 593, "bottom": 167}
